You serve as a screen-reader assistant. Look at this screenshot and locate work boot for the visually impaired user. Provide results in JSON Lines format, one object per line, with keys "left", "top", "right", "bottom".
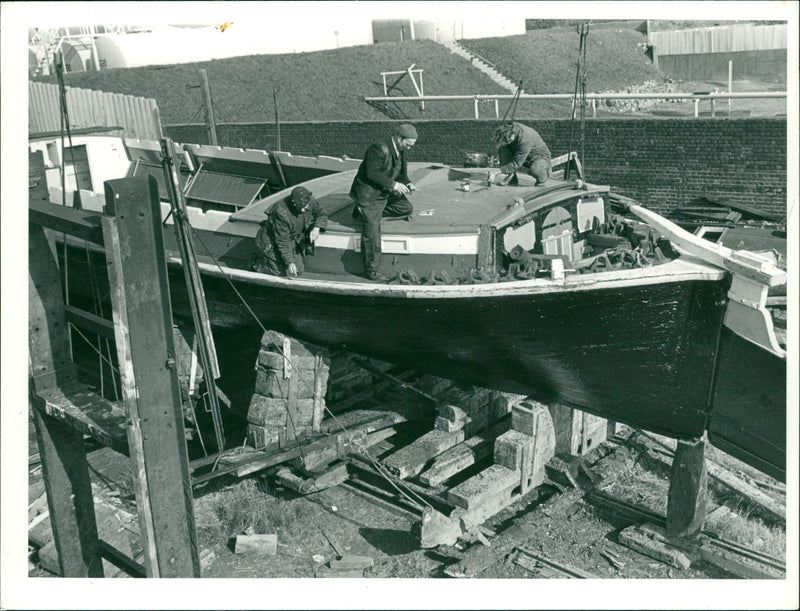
{"left": 366, "top": 270, "right": 390, "bottom": 282}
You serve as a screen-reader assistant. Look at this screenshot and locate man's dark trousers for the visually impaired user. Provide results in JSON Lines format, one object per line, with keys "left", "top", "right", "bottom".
{"left": 358, "top": 194, "right": 412, "bottom": 275}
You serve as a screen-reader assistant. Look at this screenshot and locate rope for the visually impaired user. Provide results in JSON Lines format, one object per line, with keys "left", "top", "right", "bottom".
{"left": 168, "top": 208, "right": 431, "bottom": 508}
{"left": 566, "top": 23, "right": 591, "bottom": 180}
{"left": 266, "top": 369, "right": 308, "bottom": 467}
{"left": 189, "top": 228, "right": 269, "bottom": 335}
{"left": 321, "top": 403, "right": 431, "bottom": 511}
{"left": 68, "top": 323, "right": 120, "bottom": 374}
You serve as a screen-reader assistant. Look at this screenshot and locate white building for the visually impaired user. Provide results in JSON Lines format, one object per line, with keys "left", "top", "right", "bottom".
{"left": 94, "top": 21, "right": 376, "bottom": 69}
{"left": 373, "top": 18, "right": 525, "bottom": 43}
{"left": 38, "top": 15, "right": 526, "bottom": 71}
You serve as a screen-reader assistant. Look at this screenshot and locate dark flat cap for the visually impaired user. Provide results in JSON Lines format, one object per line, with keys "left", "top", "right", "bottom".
{"left": 396, "top": 123, "right": 418, "bottom": 139}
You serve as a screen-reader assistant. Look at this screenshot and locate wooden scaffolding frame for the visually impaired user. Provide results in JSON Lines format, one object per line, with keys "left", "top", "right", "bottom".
{"left": 29, "top": 175, "right": 201, "bottom": 577}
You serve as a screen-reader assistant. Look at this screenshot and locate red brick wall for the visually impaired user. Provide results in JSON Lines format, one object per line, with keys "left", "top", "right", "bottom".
{"left": 165, "top": 117, "right": 787, "bottom": 219}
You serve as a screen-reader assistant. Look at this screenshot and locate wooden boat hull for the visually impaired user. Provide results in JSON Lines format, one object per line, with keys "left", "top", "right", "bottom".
{"left": 708, "top": 326, "right": 786, "bottom": 481}
{"left": 166, "top": 262, "right": 728, "bottom": 441}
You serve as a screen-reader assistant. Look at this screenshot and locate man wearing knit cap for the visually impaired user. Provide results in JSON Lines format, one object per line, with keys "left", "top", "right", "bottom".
{"left": 252, "top": 186, "right": 327, "bottom": 277}
{"left": 350, "top": 123, "right": 418, "bottom": 281}
{"left": 492, "top": 122, "right": 552, "bottom": 186}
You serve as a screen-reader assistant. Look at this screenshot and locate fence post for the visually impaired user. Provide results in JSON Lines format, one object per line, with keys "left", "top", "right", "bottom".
{"left": 473, "top": 97, "right": 479, "bottom": 119}
{"left": 728, "top": 61, "right": 733, "bottom": 117}
{"left": 694, "top": 99, "right": 699, "bottom": 118}
{"left": 494, "top": 98, "right": 499, "bottom": 118}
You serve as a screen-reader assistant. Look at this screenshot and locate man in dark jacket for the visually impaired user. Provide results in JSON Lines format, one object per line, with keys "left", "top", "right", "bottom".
{"left": 350, "top": 123, "right": 418, "bottom": 281}
{"left": 492, "top": 122, "right": 552, "bottom": 185}
{"left": 253, "top": 186, "right": 327, "bottom": 277}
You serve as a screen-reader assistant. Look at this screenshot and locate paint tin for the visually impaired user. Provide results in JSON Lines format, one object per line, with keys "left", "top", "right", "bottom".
{"left": 461, "top": 180, "right": 471, "bottom": 192}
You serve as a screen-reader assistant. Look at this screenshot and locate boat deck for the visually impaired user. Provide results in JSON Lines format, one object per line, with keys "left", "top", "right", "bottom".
{"left": 231, "top": 164, "right": 567, "bottom": 236}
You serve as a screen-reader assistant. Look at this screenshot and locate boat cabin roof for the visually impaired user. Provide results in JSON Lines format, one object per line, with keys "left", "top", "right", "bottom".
{"left": 231, "top": 164, "right": 609, "bottom": 235}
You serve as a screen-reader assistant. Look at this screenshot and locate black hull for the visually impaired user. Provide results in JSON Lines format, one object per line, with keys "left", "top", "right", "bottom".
{"left": 168, "top": 265, "right": 728, "bottom": 441}
{"left": 708, "top": 327, "right": 787, "bottom": 482}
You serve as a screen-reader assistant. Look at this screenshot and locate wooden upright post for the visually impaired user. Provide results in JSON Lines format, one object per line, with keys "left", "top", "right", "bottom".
{"left": 102, "top": 176, "right": 201, "bottom": 577}
{"left": 666, "top": 437, "right": 708, "bottom": 539}
{"left": 29, "top": 223, "right": 103, "bottom": 577}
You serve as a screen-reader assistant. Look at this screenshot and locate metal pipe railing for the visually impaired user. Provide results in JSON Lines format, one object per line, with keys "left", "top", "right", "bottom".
{"left": 364, "top": 91, "right": 787, "bottom": 119}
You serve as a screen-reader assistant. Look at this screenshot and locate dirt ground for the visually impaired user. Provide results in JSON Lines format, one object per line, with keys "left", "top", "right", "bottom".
{"left": 29, "top": 416, "right": 785, "bottom": 582}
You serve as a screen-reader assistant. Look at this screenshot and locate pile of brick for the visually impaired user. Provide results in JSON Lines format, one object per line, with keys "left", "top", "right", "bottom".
{"left": 247, "top": 331, "right": 330, "bottom": 450}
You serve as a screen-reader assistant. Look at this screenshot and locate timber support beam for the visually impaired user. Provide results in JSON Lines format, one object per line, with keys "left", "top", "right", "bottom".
{"left": 666, "top": 436, "right": 708, "bottom": 540}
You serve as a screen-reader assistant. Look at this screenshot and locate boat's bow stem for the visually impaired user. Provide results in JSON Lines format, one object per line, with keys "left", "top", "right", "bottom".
{"left": 629, "top": 204, "right": 786, "bottom": 358}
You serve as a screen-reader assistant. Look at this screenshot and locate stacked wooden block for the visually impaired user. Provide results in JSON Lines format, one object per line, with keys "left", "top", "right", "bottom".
{"left": 382, "top": 387, "right": 528, "bottom": 481}
{"left": 247, "top": 331, "right": 330, "bottom": 450}
{"left": 548, "top": 402, "right": 611, "bottom": 457}
{"left": 324, "top": 353, "right": 374, "bottom": 408}
{"left": 438, "top": 387, "right": 527, "bottom": 437}
{"left": 420, "top": 400, "right": 556, "bottom": 548}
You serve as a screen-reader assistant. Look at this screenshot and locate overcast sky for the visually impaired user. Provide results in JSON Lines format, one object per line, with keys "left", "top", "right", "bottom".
{"left": 8, "top": 0, "right": 797, "bottom": 29}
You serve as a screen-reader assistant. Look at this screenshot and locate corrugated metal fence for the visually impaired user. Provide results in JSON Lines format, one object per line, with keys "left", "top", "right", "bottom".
{"left": 29, "top": 81, "right": 160, "bottom": 139}
{"left": 651, "top": 23, "right": 787, "bottom": 55}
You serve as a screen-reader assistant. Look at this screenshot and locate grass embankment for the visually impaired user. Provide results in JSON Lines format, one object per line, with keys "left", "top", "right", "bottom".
{"left": 40, "top": 31, "right": 667, "bottom": 123}
{"left": 43, "top": 40, "right": 508, "bottom": 123}
{"left": 465, "top": 28, "right": 661, "bottom": 94}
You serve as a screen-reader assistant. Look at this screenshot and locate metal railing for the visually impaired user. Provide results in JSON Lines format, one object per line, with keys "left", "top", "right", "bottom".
{"left": 364, "top": 91, "right": 787, "bottom": 119}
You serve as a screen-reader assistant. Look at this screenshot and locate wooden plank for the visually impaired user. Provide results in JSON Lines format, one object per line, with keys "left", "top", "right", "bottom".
{"left": 29, "top": 201, "right": 105, "bottom": 246}
{"left": 515, "top": 547, "right": 598, "bottom": 579}
{"left": 312, "top": 355, "right": 326, "bottom": 432}
{"left": 419, "top": 433, "right": 495, "bottom": 487}
{"left": 31, "top": 381, "right": 129, "bottom": 455}
{"left": 213, "top": 412, "right": 403, "bottom": 480}
{"left": 102, "top": 176, "right": 200, "bottom": 578}
{"left": 619, "top": 523, "right": 695, "bottom": 570}
{"left": 705, "top": 460, "right": 785, "bottom": 522}
{"left": 64, "top": 304, "right": 115, "bottom": 339}
{"left": 319, "top": 409, "right": 406, "bottom": 434}
{"left": 382, "top": 428, "right": 465, "bottom": 479}
{"left": 699, "top": 537, "right": 784, "bottom": 579}
{"left": 330, "top": 554, "right": 374, "bottom": 570}
{"left": 233, "top": 534, "right": 277, "bottom": 555}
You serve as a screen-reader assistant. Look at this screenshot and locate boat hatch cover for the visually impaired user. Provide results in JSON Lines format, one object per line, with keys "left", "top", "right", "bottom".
{"left": 130, "top": 162, "right": 190, "bottom": 199}
{"left": 185, "top": 171, "right": 266, "bottom": 208}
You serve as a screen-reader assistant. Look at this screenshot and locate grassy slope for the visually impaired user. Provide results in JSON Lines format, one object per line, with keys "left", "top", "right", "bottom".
{"left": 43, "top": 40, "right": 508, "bottom": 123}
{"left": 38, "top": 32, "right": 665, "bottom": 123}
{"left": 464, "top": 28, "right": 662, "bottom": 94}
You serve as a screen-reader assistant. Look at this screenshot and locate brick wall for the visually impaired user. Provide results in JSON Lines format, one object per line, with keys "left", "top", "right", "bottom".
{"left": 165, "top": 117, "right": 787, "bottom": 218}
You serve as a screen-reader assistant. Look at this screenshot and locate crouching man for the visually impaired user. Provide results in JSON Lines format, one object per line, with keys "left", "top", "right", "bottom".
{"left": 253, "top": 186, "right": 327, "bottom": 277}
{"left": 492, "top": 122, "right": 552, "bottom": 186}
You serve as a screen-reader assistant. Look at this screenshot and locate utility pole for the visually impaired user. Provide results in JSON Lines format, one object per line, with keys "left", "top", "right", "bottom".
{"left": 89, "top": 24, "right": 101, "bottom": 71}
{"left": 199, "top": 68, "right": 218, "bottom": 146}
{"left": 273, "top": 86, "right": 281, "bottom": 151}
